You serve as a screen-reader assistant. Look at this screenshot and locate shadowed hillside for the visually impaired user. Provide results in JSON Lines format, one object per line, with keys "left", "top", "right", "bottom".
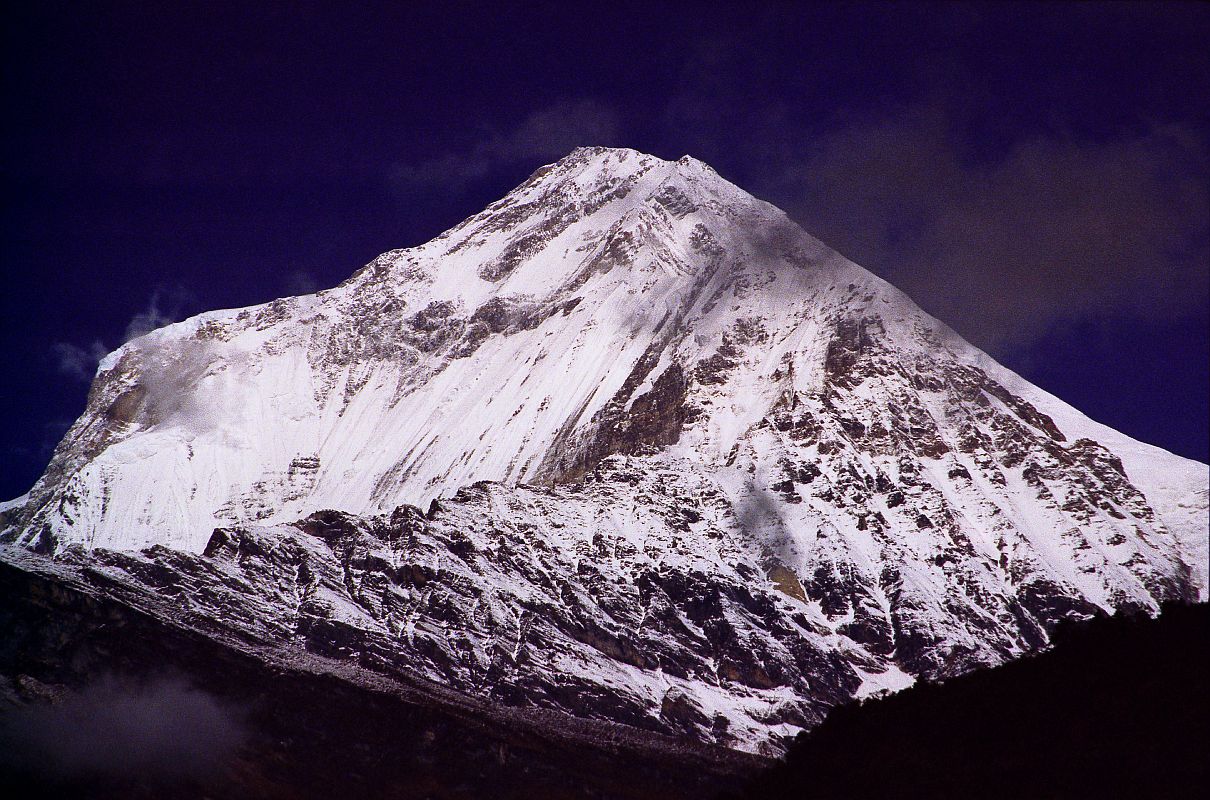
{"left": 0, "top": 561, "right": 759, "bottom": 800}
{"left": 728, "top": 602, "right": 1208, "bottom": 799}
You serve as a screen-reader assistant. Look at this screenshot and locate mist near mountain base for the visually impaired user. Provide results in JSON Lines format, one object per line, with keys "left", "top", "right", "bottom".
{"left": 0, "top": 675, "right": 247, "bottom": 785}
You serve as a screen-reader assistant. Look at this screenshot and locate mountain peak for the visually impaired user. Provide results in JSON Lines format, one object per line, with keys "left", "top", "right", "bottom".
{"left": 536, "top": 146, "right": 728, "bottom": 199}
{"left": 2, "top": 145, "right": 1205, "bottom": 755}
{"left": 542, "top": 145, "right": 661, "bottom": 181}
{"left": 564, "top": 144, "right": 645, "bottom": 159}
{"left": 379, "top": 145, "right": 801, "bottom": 308}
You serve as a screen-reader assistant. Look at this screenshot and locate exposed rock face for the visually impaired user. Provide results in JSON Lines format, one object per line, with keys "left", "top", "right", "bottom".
{"left": 1, "top": 147, "right": 1206, "bottom": 756}
{"left": 0, "top": 559, "right": 759, "bottom": 799}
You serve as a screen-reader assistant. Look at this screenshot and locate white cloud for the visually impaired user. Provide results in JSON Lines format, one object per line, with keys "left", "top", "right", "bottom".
{"left": 52, "top": 340, "right": 110, "bottom": 381}
{"left": 53, "top": 288, "right": 193, "bottom": 383}
{"left": 122, "top": 291, "right": 187, "bottom": 343}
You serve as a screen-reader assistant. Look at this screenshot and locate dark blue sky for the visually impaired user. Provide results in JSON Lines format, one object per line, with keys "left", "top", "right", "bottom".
{"left": 2, "top": 1, "right": 1207, "bottom": 499}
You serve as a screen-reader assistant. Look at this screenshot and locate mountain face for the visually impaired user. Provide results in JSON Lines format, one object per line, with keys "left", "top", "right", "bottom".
{"left": 2, "top": 147, "right": 1207, "bottom": 756}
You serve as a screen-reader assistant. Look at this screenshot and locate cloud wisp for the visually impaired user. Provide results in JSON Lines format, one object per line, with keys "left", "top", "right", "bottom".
{"left": 51, "top": 288, "right": 194, "bottom": 383}
{"left": 51, "top": 340, "right": 110, "bottom": 381}
{"left": 120, "top": 291, "right": 181, "bottom": 343}
{"left": 1, "top": 675, "right": 247, "bottom": 787}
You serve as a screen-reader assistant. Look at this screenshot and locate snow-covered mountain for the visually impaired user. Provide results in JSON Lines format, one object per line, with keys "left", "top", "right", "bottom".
{"left": 2, "top": 146, "right": 1206, "bottom": 754}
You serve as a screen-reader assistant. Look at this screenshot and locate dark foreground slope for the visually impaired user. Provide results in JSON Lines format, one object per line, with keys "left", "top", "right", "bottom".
{"left": 731, "top": 602, "right": 1208, "bottom": 799}
{"left": 0, "top": 560, "right": 760, "bottom": 800}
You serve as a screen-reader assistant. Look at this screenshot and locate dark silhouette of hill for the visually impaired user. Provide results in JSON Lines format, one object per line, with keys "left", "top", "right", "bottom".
{"left": 727, "top": 602, "right": 1208, "bottom": 799}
